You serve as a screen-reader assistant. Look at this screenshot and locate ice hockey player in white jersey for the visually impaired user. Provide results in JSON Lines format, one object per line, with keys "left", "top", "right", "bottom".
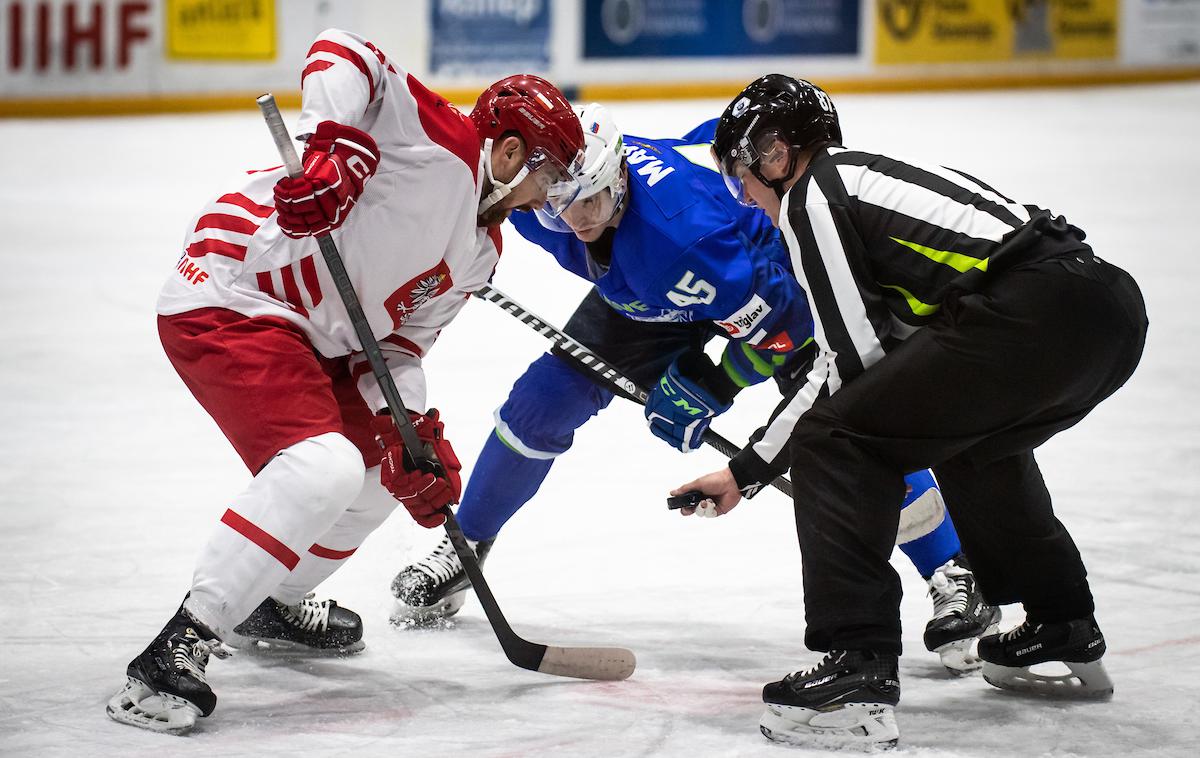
{"left": 105, "top": 28, "right": 584, "bottom": 735}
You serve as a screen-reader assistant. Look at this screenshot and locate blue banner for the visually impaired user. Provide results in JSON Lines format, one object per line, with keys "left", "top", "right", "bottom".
{"left": 584, "top": 0, "right": 860, "bottom": 58}
{"left": 431, "top": 0, "right": 551, "bottom": 74}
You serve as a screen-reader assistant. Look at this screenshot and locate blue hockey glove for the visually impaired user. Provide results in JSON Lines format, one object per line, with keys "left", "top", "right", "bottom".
{"left": 645, "top": 353, "right": 737, "bottom": 452}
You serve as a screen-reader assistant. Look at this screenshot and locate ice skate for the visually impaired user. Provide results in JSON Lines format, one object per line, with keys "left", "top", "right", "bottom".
{"left": 923, "top": 553, "right": 1001, "bottom": 674}
{"left": 232, "top": 593, "right": 364, "bottom": 654}
{"left": 391, "top": 535, "right": 492, "bottom": 624}
{"left": 759, "top": 650, "right": 901, "bottom": 751}
{"left": 106, "top": 606, "right": 231, "bottom": 735}
{"left": 979, "top": 616, "right": 1113, "bottom": 699}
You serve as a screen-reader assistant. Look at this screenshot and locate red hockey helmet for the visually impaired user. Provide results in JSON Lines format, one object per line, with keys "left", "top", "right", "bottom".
{"left": 470, "top": 75, "right": 585, "bottom": 217}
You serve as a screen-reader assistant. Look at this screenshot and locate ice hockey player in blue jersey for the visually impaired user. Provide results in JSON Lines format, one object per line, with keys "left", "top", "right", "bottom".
{"left": 390, "top": 104, "right": 998, "bottom": 672}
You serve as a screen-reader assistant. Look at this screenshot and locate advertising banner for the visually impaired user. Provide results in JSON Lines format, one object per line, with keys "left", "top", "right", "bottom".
{"left": 583, "top": 0, "right": 860, "bottom": 59}
{"left": 430, "top": 0, "right": 550, "bottom": 74}
{"left": 875, "top": 0, "right": 1117, "bottom": 65}
{"left": 1, "top": 0, "right": 157, "bottom": 94}
{"left": 1123, "top": 0, "right": 1200, "bottom": 64}
{"left": 165, "top": 0, "right": 276, "bottom": 60}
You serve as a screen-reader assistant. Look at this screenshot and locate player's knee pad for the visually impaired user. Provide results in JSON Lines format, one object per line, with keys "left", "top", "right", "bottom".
{"left": 494, "top": 353, "right": 614, "bottom": 458}
{"left": 266, "top": 432, "right": 366, "bottom": 522}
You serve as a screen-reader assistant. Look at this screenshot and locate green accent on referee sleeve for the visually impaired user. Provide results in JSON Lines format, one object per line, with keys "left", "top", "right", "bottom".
{"left": 493, "top": 428, "right": 520, "bottom": 454}
{"left": 881, "top": 283, "right": 941, "bottom": 316}
{"left": 889, "top": 236, "right": 989, "bottom": 273}
{"left": 721, "top": 349, "right": 754, "bottom": 388}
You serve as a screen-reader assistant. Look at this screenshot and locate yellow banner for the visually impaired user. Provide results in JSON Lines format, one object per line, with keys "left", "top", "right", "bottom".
{"left": 165, "top": 0, "right": 276, "bottom": 61}
{"left": 875, "top": 0, "right": 1117, "bottom": 65}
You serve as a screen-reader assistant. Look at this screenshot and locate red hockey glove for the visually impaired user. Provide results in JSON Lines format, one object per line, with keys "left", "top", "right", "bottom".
{"left": 274, "top": 120, "right": 380, "bottom": 238}
{"left": 372, "top": 409, "right": 461, "bottom": 528}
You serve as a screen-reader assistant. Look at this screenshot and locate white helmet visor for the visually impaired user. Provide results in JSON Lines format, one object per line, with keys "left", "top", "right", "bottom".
{"left": 561, "top": 180, "right": 622, "bottom": 233}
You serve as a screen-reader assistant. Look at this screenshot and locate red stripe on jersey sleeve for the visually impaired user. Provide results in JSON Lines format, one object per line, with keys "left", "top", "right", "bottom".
{"left": 308, "top": 40, "right": 375, "bottom": 100}
{"left": 186, "top": 239, "right": 248, "bottom": 260}
{"left": 300, "top": 59, "right": 335, "bottom": 87}
{"left": 280, "top": 264, "right": 309, "bottom": 317}
{"left": 256, "top": 271, "right": 277, "bottom": 298}
{"left": 407, "top": 73, "right": 479, "bottom": 181}
{"left": 220, "top": 509, "right": 299, "bottom": 570}
{"left": 309, "top": 543, "right": 357, "bottom": 560}
{"left": 349, "top": 357, "right": 372, "bottom": 384}
{"left": 363, "top": 40, "right": 386, "bottom": 66}
{"left": 382, "top": 333, "right": 424, "bottom": 357}
{"left": 361, "top": 41, "right": 397, "bottom": 74}
{"left": 218, "top": 193, "right": 275, "bottom": 218}
{"left": 299, "top": 255, "right": 323, "bottom": 307}
{"left": 195, "top": 213, "right": 260, "bottom": 235}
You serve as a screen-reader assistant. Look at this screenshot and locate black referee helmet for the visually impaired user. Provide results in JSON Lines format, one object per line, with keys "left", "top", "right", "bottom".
{"left": 713, "top": 74, "right": 841, "bottom": 199}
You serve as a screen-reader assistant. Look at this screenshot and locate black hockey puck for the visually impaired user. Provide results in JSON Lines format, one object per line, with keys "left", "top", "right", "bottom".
{"left": 667, "top": 490, "right": 707, "bottom": 510}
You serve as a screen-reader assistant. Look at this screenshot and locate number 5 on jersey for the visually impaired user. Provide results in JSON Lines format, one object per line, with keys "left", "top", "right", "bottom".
{"left": 667, "top": 270, "right": 716, "bottom": 307}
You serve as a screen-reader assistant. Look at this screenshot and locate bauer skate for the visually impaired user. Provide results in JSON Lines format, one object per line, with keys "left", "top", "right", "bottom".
{"left": 923, "top": 553, "right": 1001, "bottom": 674}
{"left": 391, "top": 534, "right": 492, "bottom": 624}
{"left": 759, "top": 650, "right": 901, "bottom": 751}
{"left": 979, "top": 616, "right": 1113, "bottom": 699}
{"left": 233, "top": 593, "right": 364, "bottom": 654}
{"left": 106, "top": 606, "right": 230, "bottom": 735}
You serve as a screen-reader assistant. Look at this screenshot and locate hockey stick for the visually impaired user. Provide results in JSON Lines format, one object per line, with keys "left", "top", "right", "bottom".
{"left": 472, "top": 284, "right": 794, "bottom": 498}
{"left": 257, "top": 94, "right": 635, "bottom": 682}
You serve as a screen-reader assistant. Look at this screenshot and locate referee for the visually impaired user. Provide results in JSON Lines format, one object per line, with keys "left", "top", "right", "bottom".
{"left": 675, "top": 75, "right": 1147, "bottom": 750}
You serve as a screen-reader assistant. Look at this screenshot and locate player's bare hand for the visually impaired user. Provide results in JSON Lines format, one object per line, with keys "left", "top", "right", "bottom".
{"left": 671, "top": 467, "right": 741, "bottom": 518}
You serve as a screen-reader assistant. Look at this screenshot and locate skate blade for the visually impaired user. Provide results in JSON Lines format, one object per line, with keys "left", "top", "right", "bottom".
{"left": 982, "top": 659, "right": 1114, "bottom": 700}
{"left": 236, "top": 636, "right": 365, "bottom": 656}
{"left": 389, "top": 590, "right": 467, "bottom": 629}
{"left": 935, "top": 622, "right": 1000, "bottom": 676}
{"left": 106, "top": 677, "right": 201, "bottom": 735}
{"left": 759, "top": 702, "right": 899, "bottom": 751}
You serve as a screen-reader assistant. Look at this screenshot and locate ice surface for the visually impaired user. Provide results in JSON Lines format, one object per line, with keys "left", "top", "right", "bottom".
{"left": 1, "top": 83, "right": 1198, "bottom": 757}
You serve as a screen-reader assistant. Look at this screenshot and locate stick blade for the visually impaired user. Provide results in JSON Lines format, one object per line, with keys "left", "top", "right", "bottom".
{"left": 538, "top": 646, "right": 636, "bottom": 681}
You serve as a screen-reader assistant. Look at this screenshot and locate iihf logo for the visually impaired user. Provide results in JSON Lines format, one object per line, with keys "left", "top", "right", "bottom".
{"left": 732, "top": 97, "right": 751, "bottom": 117}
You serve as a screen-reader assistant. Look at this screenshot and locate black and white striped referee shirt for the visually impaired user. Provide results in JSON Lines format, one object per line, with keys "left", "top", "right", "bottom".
{"left": 728, "top": 146, "right": 1091, "bottom": 493}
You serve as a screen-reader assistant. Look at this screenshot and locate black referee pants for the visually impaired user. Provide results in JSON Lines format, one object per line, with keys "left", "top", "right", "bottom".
{"left": 788, "top": 255, "right": 1147, "bottom": 655}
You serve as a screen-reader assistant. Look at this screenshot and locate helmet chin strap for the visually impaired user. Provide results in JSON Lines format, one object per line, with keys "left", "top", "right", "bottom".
{"left": 479, "top": 137, "right": 531, "bottom": 214}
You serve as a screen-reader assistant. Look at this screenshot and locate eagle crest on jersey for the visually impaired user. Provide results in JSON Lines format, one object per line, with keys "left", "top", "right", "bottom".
{"left": 385, "top": 261, "right": 454, "bottom": 329}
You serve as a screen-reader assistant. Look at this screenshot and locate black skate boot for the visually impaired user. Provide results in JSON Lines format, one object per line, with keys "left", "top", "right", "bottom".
{"left": 979, "top": 616, "right": 1113, "bottom": 699}
{"left": 106, "top": 605, "right": 230, "bottom": 734}
{"left": 759, "top": 650, "right": 901, "bottom": 751}
{"left": 391, "top": 535, "right": 493, "bottom": 625}
{"left": 923, "top": 553, "right": 1001, "bottom": 674}
{"left": 233, "top": 593, "right": 364, "bottom": 654}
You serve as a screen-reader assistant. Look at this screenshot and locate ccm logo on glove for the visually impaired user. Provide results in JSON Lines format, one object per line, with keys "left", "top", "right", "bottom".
{"left": 274, "top": 120, "right": 381, "bottom": 238}
{"left": 644, "top": 353, "right": 737, "bottom": 453}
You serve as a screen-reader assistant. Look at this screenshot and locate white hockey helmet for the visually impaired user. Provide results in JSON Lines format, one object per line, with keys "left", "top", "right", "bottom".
{"left": 556, "top": 102, "right": 628, "bottom": 233}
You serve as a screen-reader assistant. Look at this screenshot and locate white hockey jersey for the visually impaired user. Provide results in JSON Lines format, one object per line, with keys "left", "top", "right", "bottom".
{"left": 158, "top": 28, "right": 498, "bottom": 413}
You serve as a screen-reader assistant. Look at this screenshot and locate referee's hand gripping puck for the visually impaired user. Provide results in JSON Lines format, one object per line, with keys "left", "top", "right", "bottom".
{"left": 667, "top": 490, "right": 720, "bottom": 517}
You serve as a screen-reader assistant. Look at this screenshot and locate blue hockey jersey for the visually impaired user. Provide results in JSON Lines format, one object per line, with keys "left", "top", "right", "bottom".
{"left": 508, "top": 119, "right": 815, "bottom": 388}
